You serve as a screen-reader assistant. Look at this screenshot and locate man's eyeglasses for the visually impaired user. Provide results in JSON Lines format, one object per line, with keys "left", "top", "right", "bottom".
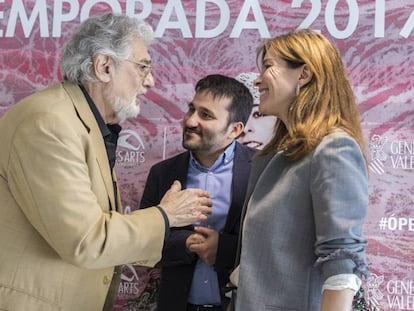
{"left": 125, "top": 59, "right": 152, "bottom": 77}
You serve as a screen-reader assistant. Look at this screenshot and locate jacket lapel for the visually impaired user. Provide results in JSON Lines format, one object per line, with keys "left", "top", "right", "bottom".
{"left": 225, "top": 143, "right": 255, "bottom": 230}
{"left": 173, "top": 152, "right": 190, "bottom": 188}
{"left": 246, "top": 150, "right": 276, "bottom": 200}
{"left": 61, "top": 81, "right": 117, "bottom": 211}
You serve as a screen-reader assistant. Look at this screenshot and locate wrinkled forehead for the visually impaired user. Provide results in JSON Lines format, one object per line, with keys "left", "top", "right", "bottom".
{"left": 128, "top": 37, "right": 151, "bottom": 61}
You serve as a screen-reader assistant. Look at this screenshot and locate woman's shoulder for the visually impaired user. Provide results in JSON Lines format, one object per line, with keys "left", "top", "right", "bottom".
{"left": 321, "top": 128, "right": 356, "bottom": 144}
{"left": 314, "top": 128, "right": 363, "bottom": 159}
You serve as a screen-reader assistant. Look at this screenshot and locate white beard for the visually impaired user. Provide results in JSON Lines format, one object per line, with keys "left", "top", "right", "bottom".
{"left": 112, "top": 96, "right": 140, "bottom": 123}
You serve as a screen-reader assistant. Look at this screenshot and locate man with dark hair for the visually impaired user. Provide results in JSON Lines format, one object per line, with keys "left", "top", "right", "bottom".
{"left": 141, "top": 74, "right": 255, "bottom": 311}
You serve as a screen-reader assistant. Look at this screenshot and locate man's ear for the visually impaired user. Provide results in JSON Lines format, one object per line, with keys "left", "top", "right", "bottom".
{"left": 298, "top": 64, "right": 313, "bottom": 87}
{"left": 228, "top": 121, "right": 244, "bottom": 140}
{"left": 93, "top": 54, "right": 112, "bottom": 83}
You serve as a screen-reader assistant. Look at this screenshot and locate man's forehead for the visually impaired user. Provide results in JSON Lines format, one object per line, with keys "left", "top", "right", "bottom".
{"left": 129, "top": 37, "right": 151, "bottom": 61}
{"left": 192, "top": 91, "right": 232, "bottom": 111}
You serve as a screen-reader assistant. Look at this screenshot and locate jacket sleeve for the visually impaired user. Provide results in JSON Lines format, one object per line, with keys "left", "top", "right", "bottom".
{"left": 8, "top": 109, "right": 165, "bottom": 269}
{"left": 311, "top": 133, "right": 369, "bottom": 279}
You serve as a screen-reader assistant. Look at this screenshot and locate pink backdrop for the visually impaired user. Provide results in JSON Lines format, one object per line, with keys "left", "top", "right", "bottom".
{"left": 1, "top": 1, "right": 414, "bottom": 310}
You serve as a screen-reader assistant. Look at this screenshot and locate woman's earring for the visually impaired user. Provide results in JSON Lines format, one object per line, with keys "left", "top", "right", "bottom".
{"left": 296, "top": 84, "right": 300, "bottom": 96}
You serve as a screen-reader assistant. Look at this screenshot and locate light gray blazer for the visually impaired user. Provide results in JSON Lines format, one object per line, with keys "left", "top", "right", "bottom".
{"left": 237, "top": 130, "right": 368, "bottom": 311}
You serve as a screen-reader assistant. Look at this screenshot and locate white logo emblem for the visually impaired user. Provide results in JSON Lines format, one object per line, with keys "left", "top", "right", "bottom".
{"left": 118, "top": 129, "right": 145, "bottom": 151}
{"left": 368, "top": 134, "right": 388, "bottom": 175}
{"left": 366, "top": 272, "right": 384, "bottom": 309}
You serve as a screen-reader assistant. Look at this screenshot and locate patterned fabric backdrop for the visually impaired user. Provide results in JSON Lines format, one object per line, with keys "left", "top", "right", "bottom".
{"left": 1, "top": 1, "right": 413, "bottom": 310}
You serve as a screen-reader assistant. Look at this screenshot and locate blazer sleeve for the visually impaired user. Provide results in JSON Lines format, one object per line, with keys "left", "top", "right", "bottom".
{"left": 8, "top": 108, "right": 165, "bottom": 269}
{"left": 310, "top": 133, "right": 369, "bottom": 279}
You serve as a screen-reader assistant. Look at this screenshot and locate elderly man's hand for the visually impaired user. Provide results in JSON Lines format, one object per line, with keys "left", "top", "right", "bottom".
{"left": 159, "top": 180, "right": 212, "bottom": 227}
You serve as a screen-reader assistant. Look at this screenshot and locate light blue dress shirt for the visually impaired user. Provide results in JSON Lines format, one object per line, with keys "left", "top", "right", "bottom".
{"left": 187, "top": 141, "right": 235, "bottom": 305}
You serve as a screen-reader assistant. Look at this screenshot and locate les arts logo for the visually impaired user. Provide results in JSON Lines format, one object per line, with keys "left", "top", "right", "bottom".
{"left": 116, "top": 129, "right": 145, "bottom": 167}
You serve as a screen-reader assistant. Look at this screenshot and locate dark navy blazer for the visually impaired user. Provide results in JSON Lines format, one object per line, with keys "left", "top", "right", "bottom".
{"left": 140, "top": 142, "right": 256, "bottom": 311}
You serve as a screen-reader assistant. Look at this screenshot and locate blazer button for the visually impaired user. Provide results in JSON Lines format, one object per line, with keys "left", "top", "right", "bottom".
{"left": 103, "top": 275, "right": 111, "bottom": 285}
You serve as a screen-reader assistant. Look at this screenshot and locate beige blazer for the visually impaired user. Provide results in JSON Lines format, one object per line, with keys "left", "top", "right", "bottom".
{"left": 0, "top": 82, "right": 165, "bottom": 310}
